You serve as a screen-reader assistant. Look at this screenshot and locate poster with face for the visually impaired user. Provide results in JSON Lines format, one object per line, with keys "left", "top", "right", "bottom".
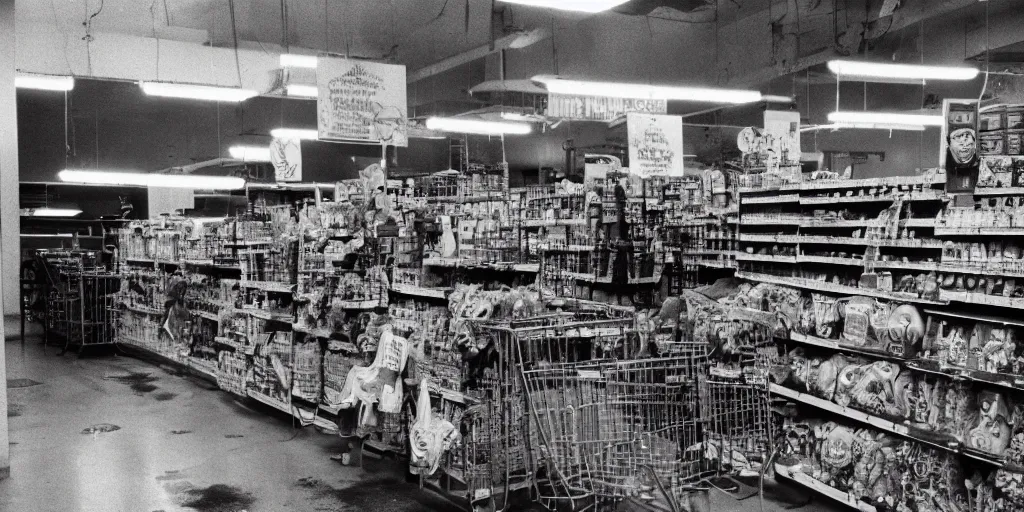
{"left": 942, "top": 99, "right": 981, "bottom": 193}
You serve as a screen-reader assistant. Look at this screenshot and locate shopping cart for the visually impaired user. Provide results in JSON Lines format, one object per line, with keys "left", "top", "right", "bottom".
{"left": 520, "top": 355, "right": 712, "bottom": 512}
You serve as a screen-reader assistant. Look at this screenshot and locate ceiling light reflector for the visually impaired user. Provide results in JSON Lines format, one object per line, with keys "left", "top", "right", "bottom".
{"left": 280, "top": 54, "right": 318, "bottom": 68}
{"left": 140, "top": 82, "right": 258, "bottom": 102}
{"left": 497, "top": 0, "right": 630, "bottom": 13}
{"left": 425, "top": 117, "right": 532, "bottom": 135}
{"left": 285, "top": 84, "right": 318, "bottom": 98}
{"left": 270, "top": 128, "right": 318, "bottom": 140}
{"left": 532, "top": 75, "right": 762, "bottom": 104}
{"left": 15, "top": 75, "right": 75, "bottom": 91}
{"left": 229, "top": 146, "right": 272, "bottom": 162}
{"left": 827, "top": 60, "right": 979, "bottom": 82}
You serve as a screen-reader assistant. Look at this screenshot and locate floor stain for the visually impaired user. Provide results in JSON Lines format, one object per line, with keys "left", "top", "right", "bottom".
{"left": 169, "top": 483, "right": 255, "bottom": 512}
{"left": 8, "top": 403, "right": 23, "bottom": 417}
{"left": 104, "top": 372, "right": 160, "bottom": 394}
{"left": 6, "top": 378, "right": 43, "bottom": 388}
{"left": 155, "top": 470, "right": 186, "bottom": 482}
{"left": 82, "top": 423, "right": 121, "bottom": 434}
{"left": 224, "top": 434, "right": 244, "bottom": 439}
{"left": 154, "top": 392, "right": 177, "bottom": 401}
{"left": 170, "top": 430, "right": 193, "bottom": 435}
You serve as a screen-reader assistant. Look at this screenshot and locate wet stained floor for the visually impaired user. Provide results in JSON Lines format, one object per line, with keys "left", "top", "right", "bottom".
{"left": 1, "top": 325, "right": 843, "bottom": 512}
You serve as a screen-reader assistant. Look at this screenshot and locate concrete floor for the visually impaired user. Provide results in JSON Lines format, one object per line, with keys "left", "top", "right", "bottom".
{"left": 1, "top": 327, "right": 845, "bottom": 512}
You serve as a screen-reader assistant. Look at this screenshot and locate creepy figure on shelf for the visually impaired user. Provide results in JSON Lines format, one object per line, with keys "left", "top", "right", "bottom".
{"left": 946, "top": 126, "right": 985, "bottom": 193}
{"left": 968, "top": 390, "right": 1013, "bottom": 457}
{"left": 162, "top": 270, "right": 189, "bottom": 343}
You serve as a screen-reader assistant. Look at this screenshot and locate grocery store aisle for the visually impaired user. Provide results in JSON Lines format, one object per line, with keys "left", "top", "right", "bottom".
{"left": 1, "top": 329, "right": 842, "bottom": 512}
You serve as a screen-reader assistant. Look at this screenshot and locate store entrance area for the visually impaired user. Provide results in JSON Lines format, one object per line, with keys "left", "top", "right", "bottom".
{"left": 2, "top": 332, "right": 842, "bottom": 512}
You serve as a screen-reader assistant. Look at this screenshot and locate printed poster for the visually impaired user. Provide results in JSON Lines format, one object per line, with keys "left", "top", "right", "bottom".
{"left": 763, "top": 110, "right": 801, "bottom": 169}
{"left": 941, "top": 99, "right": 980, "bottom": 194}
{"left": 317, "top": 58, "right": 408, "bottom": 147}
{"left": 270, "top": 137, "right": 302, "bottom": 182}
{"left": 627, "top": 113, "right": 684, "bottom": 176}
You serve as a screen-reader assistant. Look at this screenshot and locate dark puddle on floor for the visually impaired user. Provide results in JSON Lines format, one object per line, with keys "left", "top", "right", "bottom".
{"left": 223, "top": 434, "right": 244, "bottom": 439}
{"left": 7, "top": 403, "right": 23, "bottom": 417}
{"left": 154, "top": 392, "right": 177, "bottom": 401}
{"left": 165, "top": 482, "right": 255, "bottom": 512}
{"left": 170, "top": 430, "right": 193, "bottom": 435}
{"left": 294, "top": 476, "right": 461, "bottom": 512}
{"left": 104, "top": 372, "right": 160, "bottom": 394}
{"left": 6, "top": 378, "right": 43, "bottom": 388}
{"left": 82, "top": 423, "right": 121, "bottom": 434}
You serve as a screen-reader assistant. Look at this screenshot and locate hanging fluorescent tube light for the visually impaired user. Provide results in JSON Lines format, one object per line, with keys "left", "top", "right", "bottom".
{"left": 21, "top": 207, "right": 83, "bottom": 217}
{"left": 229, "top": 146, "right": 272, "bottom": 162}
{"left": 270, "top": 128, "right": 318, "bottom": 140}
{"left": 827, "top": 60, "right": 979, "bottom": 82}
{"left": 498, "top": 0, "right": 630, "bottom": 13}
{"left": 532, "top": 75, "right": 762, "bottom": 104}
{"left": 140, "top": 81, "right": 258, "bottom": 102}
{"left": 280, "top": 54, "right": 318, "bottom": 68}
{"left": 802, "top": 122, "right": 925, "bottom": 133}
{"left": 15, "top": 75, "right": 75, "bottom": 91}
{"left": 285, "top": 84, "right": 318, "bottom": 98}
{"left": 426, "top": 117, "right": 532, "bottom": 135}
{"left": 58, "top": 170, "right": 245, "bottom": 190}
{"left": 828, "top": 111, "right": 943, "bottom": 127}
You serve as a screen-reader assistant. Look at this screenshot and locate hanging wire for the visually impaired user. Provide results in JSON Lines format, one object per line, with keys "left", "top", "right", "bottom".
{"left": 976, "top": 0, "right": 990, "bottom": 105}
{"left": 228, "top": 0, "right": 243, "bottom": 88}
{"left": 150, "top": 0, "right": 160, "bottom": 81}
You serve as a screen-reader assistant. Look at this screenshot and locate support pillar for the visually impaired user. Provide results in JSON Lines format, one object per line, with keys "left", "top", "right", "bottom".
{"left": 0, "top": 0, "right": 16, "bottom": 480}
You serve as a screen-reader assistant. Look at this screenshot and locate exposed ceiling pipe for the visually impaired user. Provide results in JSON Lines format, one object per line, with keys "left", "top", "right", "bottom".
{"left": 407, "top": 27, "right": 551, "bottom": 83}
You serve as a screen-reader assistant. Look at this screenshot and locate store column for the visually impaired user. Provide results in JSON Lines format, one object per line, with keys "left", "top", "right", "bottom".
{"left": 0, "top": 0, "right": 15, "bottom": 479}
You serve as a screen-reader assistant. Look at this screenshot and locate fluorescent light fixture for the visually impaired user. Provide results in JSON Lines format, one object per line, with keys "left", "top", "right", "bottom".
{"left": 828, "top": 60, "right": 979, "bottom": 82}
{"left": 498, "top": 0, "right": 629, "bottom": 13}
{"left": 270, "top": 128, "right": 318, "bottom": 140}
{"left": 229, "top": 145, "right": 272, "bottom": 162}
{"left": 280, "top": 54, "right": 318, "bottom": 68}
{"left": 828, "top": 111, "right": 943, "bottom": 127}
{"left": 140, "top": 81, "right": 258, "bottom": 102}
{"left": 58, "top": 170, "right": 245, "bottom": 190}
{"left": 500, "top": 112, "right": 534, "bottom": 121}
{"left": 285, "top": 84, "right": 318, "bottom": 98}
{"left": 425, "top": 117, "right": 532, "bottom": 135}
{"left": 802, "top": 122, "right": 925, "bottom": 132}
{"left": 21, "top": 207, "right": 83, "bottom": 217}
{"left": 532, "top": 75, "right": 762, "bottom": 104}
{"left": 15, "top": 75, "right": 75, "bottom": 91}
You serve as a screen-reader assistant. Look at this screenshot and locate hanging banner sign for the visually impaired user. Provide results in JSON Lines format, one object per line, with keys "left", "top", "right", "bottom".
{"left": 270, "top": 137, "right": 302, "bottom": 182}
{"left": 317, "top": 58, "right": 408, "bottom": 147}
{"left": 627, "top": 113, "right": 684, "bottom": 176}
{"left": 547, "top": 93, "right": 667, "bottom": 121}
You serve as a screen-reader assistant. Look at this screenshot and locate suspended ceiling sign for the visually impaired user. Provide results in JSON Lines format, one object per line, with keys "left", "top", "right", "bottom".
{"left": 547, "top": 93, "right": 667, "bottom": 121}
{"left": 317, "top": 58, "right": 409, "bottom": 147}
{"left": 627, "top": 113, "right": 684, "bottom": 176}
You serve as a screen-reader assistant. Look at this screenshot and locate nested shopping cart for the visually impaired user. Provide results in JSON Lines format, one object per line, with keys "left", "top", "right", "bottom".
{"left": 423, "top": 301, "right": 640, "bottom": 512}
{"left": 520, "top": 350, "right": 712, "bottom": 512}
{"left": 36, "top": 249, "right": 121, "bottom": 354}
